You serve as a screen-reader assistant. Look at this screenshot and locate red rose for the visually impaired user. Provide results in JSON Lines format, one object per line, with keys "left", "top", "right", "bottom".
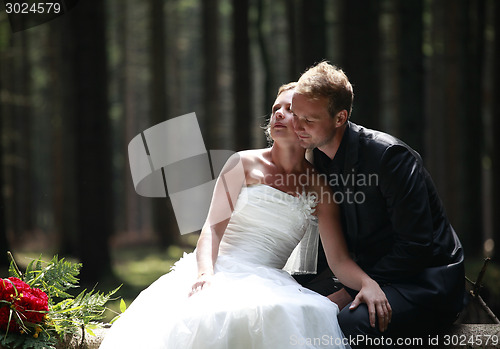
{"left": 0, "top": 278, "right": 49, "bottom": 333}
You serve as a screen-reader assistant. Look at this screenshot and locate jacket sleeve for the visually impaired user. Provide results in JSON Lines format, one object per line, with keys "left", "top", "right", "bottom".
{"left": 367, "top": 144, "right": 435, "bottom": 282}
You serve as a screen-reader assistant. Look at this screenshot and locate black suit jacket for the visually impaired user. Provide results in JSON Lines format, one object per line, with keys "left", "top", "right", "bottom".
{"left": 311, "top": 122, "right": 465, "bottom": 313}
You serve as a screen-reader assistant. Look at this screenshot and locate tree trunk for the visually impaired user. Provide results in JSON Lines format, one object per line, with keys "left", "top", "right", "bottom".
{"left": 68, "top": 0, "right": 113, "bottom": 283}
{"left": 341, "top": 0, "right": 380, "bottom": 129}
{"left": 50, "top": 14, "right": 78, "bottom": 256}
{"left": 425, "top": 0, "right": 457, "bottom": 231}
{"left": 233, "top": 0, "right": 252, "bottom": 150}
{"left": 256, "top": 0, "right": 272, "bottom": 119}
{"left": 492, "top": 0, "right": 500, "bottom": 259}
{"left": 426, "top": 0, "right": 484, "bottom": 255}
{"left": 298, "top": 0, "right": 326, "bottom": 69}
{"left": 287, "top": 0, "right": 326, "bottom": 80}
{"left": 397, "top": 0, "right": 424, "bottom": 154}
{"left": 457, "top": 0, "right": 485, "bottom": 256}
{"left": 149, "top": 0, "right": 177, "bottom": 248}
{"left": 202, "top": 0, "right": 219, "bottom": 148}
{"left": 285, "top": 0, "right": 299, "bottom": 79}
{"left": 0, "top": 76, "right": 9, "bottom": 268}
{"left": 4, "top": 31, "right": 33, "bottom": 246}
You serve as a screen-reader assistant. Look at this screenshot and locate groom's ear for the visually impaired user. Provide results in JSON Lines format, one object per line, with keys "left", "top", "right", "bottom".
{"left": 335, "top": 110, "right": 348, "bottom": 127}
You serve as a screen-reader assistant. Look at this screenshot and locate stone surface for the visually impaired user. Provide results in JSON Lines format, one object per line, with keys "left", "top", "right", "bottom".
{"left": 443, "top": 324, "right": 500, "bottom": 348}
{"left": 56, "top": 327, "right": 108, "bottom": 349}
{"left": 2, "top": 324, "right": 499, "bottom": 348}
{"left": 58, "top": 324, "right": 500, "bottom": 349}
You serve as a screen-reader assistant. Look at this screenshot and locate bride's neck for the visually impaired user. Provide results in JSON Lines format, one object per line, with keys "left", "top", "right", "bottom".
{"left": 270, "top": 143, "right": 306, "bottom": 173}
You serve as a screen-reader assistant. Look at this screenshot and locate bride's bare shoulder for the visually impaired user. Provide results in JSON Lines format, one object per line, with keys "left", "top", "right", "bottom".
{"left": 235, "top": 149, "right": 270, "bottom": 166}
{"left": 219, "top": 149, "right": 269, "bottom": 177}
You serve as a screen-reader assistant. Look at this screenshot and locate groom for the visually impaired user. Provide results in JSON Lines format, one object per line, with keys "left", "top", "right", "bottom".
{"left": 291, "top": 62, "right": 465, "bottom": 344}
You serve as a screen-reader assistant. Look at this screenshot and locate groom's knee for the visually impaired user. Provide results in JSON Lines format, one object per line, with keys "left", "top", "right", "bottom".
{"left": 338, "top": 303, "right": 377, "bottom": 338}
{"left": 338, "top": 304, "right": 394, "bottom": 348}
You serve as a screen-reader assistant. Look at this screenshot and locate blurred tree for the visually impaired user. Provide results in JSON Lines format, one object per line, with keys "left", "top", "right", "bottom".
{"left": 106, "top": 0, "right": 126, "bottom": 244}
{"left": 426, "top": 0, "right": 484, "bottom": 255}
{"left": 288, "top": 0, "right": 326, "bottom": 78}
{"left": 233, "top": 0, "right": 252, "bottom": 150}
{"left": 493, "top": 0, "right": 500, "bottom": 259}
{"left": 149, "top": 0, "right": 166, "bottom": 161}
{"left": 299, "top": 0, "right": 326, "bottom": 69}
{"left": 50, "top": 15, "right": 78, "bottom": 256}
{"left": 256, "top": 0, "right": 272, "bottom": 115}
{"left": 150, "top": 0, "right": 178, "bottom": 248}
{"left": 341, "top": 0, "right": 381, "bottom": 129}
{"left": 457, "top": 0, "right": 485, "bottom": 256}
{"left": 165, "top": 0, "right": 182, "bottom": 117}
{"left": 0, "top": 77, "right": 9, "bottom": 268}
{"left": 110, "top": 0, "right": 140, "bottom": 242}
{"left": 4, "top": 31, "right": 34, "bottom": 246}
{"left": 68, "top": 0, "right": 113, "bottom": 283}
{"left": 18, "top": 33, "right": 35, "bottom": 243}
{"left": 425, "top": 0, "right": 455, "bottom": 219}
{"left": 0, "top": 20, "right": 9, "bottom": 268}
{"left": 285, "top": 0, "right": 298, "bottom": 80}
{"left": 397, "top": 0, "right": 424, "bottom": 154}
{"left": 202, "top": 0, "right": 220, "bottom": 148}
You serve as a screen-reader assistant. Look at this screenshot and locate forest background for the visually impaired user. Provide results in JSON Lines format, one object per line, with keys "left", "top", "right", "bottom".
{"left": 1, "top": 0, "right": 500, "bottom": 318}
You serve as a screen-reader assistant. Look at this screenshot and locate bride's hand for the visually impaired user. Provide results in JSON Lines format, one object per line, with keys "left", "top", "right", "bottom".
{"left": 189, "top": 273, "right": 213, "bottom": 297}
{"left": 349, "top": 279, "right": 392, "bottom": 332}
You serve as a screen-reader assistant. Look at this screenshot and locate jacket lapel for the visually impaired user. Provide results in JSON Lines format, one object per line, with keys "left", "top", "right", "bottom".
{"left": 342, "top": 122, "right": 360, "bottom": 259}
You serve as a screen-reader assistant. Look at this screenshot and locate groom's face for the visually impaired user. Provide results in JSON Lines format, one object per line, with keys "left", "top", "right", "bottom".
{"left": 291, "top": 93, "right": 336, "bottom": 150}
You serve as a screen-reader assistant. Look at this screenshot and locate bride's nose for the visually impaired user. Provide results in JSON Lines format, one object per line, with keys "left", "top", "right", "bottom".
{"left": 275, "top": 108, "right": 285, "bottom": 119}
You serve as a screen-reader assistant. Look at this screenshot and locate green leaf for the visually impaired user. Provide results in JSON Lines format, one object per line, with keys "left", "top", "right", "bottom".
{"left": 109, "top": 314, "right": 121, "bottom": 324}
{"left": 119, "top": 298, "right": 127, "bottom": 313}
{"left": 2, "top": 253, "right": 122, "bottom": 347}
{"left": 7, "top": 251, "right": 22, "bottom": 279}
{"left": 0, "top": 330, "right": 60, "bottom": 349}
{"left": 20, "top": 255, "right": 82, "bottom": 300}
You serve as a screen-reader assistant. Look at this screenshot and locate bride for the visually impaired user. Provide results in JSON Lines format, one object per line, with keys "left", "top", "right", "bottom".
{"left": 99, "top": 83, "right": 391, "bottom": 349}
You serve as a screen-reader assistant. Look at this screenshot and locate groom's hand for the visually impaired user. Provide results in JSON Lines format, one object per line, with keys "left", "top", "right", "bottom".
{"left": 326, "top": 288, "right": 353, "bottom": 310}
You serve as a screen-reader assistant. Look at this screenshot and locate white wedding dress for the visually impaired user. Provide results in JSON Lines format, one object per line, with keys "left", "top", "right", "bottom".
{"left": 99, "top": 185, "right": 348, "bottom": 349}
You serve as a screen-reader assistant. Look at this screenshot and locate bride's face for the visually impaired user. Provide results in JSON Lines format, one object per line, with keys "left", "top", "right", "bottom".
{"left": 269, "top": 89, "right": 299, "bottom": 142}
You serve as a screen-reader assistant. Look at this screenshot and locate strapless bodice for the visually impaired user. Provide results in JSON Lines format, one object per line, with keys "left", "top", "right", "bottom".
{"left": 218, "top": 184, "right": 317, "bottom": 269}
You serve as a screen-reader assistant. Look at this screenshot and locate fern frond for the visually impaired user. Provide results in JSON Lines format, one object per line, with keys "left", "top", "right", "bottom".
{"left": 48, "top": 286, "right": 121, "bottom": 338}
{"left": 24, "top": 255, "right": 81, "bottom": 300}
{"left": 7, "top": 251, "right": 22, "bottom": 279}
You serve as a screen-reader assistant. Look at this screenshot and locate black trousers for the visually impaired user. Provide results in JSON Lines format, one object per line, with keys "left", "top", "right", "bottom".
{"left": 295, "top": 276, "right": 461, "bottom": 349}
{"left": 339, "top": 285, "right": 438, "bottom": 348}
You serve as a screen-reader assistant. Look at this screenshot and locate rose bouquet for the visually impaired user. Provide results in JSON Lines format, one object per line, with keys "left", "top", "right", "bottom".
{"left": 0, "top": 277, "right": 49, "bottom": 336}
{"left": 0, "top": 253, "right": 121, "bottom": 349}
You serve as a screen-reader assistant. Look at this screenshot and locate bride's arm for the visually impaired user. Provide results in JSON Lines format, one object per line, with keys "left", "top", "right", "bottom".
{"left": 314, "top": 183, "right": 392, "bottom": 332}
{"left": 190, "top": 153, "right": 246, "bottom": 294}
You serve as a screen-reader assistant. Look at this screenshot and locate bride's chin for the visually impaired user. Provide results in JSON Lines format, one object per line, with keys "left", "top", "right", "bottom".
{"left": 273, "top": 136, "right": 297, "bottom": 145}
{"left": 273, "top": 138, "right": 306, "bottom": 151}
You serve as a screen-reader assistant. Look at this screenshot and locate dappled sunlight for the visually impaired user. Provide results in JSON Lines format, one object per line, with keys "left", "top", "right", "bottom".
{"left": 112, "top": 244, "right": 195, "bottom": 288}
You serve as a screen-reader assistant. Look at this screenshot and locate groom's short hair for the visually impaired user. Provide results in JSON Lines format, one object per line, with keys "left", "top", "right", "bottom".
{"left": 296, "top": 61, "right": 354, "bottom": 118}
